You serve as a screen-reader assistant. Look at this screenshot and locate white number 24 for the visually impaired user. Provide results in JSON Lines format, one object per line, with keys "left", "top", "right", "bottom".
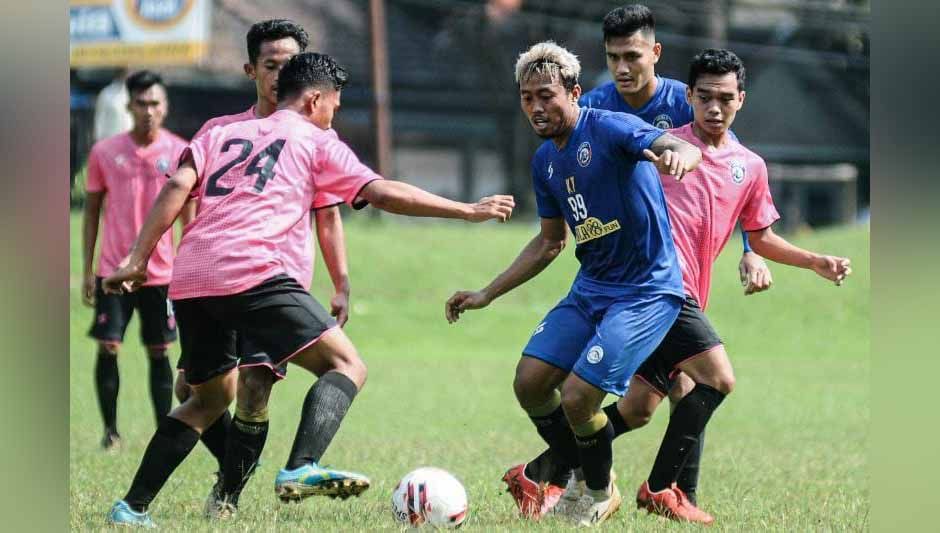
{"left": 567, "top": 194, "right": 587, "bottom": 221}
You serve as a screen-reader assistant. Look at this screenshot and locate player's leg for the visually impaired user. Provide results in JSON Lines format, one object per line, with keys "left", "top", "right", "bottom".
{"left": 137, "top": 286, "right": 177, "bottom": 426}
{"left": 108, "top": 297, "right": 239, "bottom": 526}
{"left": 504, "top": 296, "right": 594, "bottom": 519}
{"left": 175, "top": 369, "right": 231, "bottom": 475}
{"left": 562, "top": 293, "right": 682, "bottom": 526}
{"left": 225, "top": 274, "right": 367, "bottom": 502}
{"left": 88, "top": 276, "right": 132, "bottom": 449}
{"left": 668, "top": 371, "right": 704, "bottom": 504}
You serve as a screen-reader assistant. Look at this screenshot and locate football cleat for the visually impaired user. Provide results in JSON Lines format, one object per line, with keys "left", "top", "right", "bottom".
{"left": 501, "top": 463, "right": 565, "bottom": 520}
{"left": 567, "top": 481, "right": 622, "bottom": 527}
{"left": 106, "top": 500, "right": 156, "bottom": 528}
{"left": 636, "top": 481, "right": 714, "bottom": 524}
{"left": 553, "top": 475, "right": 586, "bottom": 518}
{"left": 101, "top": 431, "right": 122, "bottom": 452}
{"left": 274, "top": 463, "right": 371, "bottom": 502}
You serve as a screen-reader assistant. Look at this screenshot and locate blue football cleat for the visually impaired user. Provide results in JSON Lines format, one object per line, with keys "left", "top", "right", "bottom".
{"left": 107, "top": 500, "right": 156, "bottom": 528}
{"left": 274, "top": 463, "right": 371, "bottom": 502}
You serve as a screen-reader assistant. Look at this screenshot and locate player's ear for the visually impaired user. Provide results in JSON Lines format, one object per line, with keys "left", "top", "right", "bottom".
{"left": 652, "top": 42, "right": 662, "bottom": 63}
{"left": 737, "top": 90, "right": 746, "bottom": 108}
{"left": 685, "top": 86, "right": 693, "bottom": 105}
{"left": 244, "top": 62, "right": 256, "bottom": 80}
{"left": 571, "top": 84, "right": 582, "bottom": 102}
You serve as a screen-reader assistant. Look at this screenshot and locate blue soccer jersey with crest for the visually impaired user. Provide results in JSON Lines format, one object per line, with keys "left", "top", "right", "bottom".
{"left": 579, "top": 76, "right": 692, "bottom": 130}
{"left": 531, "top": 107, "right": 683, "bottom": 297}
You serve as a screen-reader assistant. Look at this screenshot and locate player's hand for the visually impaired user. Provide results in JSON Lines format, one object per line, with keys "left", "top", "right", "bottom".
{"left": 330, "top": 290, "right": 350, "bottom": 327}
{"left": 466, "top": 195, "right": 515, "bottom": 223}
{"left": 810, "top": 255, "right": 852, "bottom": 286}
{"left": 643, "top": 148, "right": 695, "bottom": 180}
{"left": 102, "top": 256, "right": 148, "bottom": 294}
{"left": 81, "top": 272, "right": 97, "bottom": 307}
{"left": 739, "top": 252, "right": 773, "bottom": 295}
{"left": 445, "top": 290, "right": 492, "bottom": 323}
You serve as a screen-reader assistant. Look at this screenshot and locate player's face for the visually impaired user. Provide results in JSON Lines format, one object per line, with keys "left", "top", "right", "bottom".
{"left": 519, "top": 77, "right": 581, "bottom": 139}
{"left": 127, "top": 84, "right": 168, "bottom": 134}
{"left": 311, "top": 89, "right": 342, "bottom": 130}
{"left": 688, "top": 72, "right": 745, "bottom": 137}
{"left": 605, "top": 32, "right": 661, "bottom": 97}
{"left": 246, "top": 37, "right": 302, "bottom": 106}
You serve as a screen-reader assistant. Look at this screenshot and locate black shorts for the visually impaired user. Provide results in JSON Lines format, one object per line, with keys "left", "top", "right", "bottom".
{"left": 633, "top": 297, "right": 722, "bottom": 396}
{"left": 174, "top": 274, "right": 337, "bottom": 385}
{"left": 88, "top": 278, "right": 177, "bottom": 347}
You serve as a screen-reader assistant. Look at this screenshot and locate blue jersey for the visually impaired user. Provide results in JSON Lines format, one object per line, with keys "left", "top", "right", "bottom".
{"left": 531, "top": 108, "right": 683, "bottom": 297}
{"left": 579, "top": 77, "right": 692, "bottom": 130}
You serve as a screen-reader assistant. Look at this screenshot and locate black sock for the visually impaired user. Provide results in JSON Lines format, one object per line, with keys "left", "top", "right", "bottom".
{"left": 523, "top": 448, "right": 571, "bottom": 486}
{"left": 286, "top": 371, "right": 358, "bottom": 470}
{"left": 201, "top": 411, "right": 231, "bottom": 471}
{"left": 221, "top": 416, "right": 268, "bottom": 505}
{"left": 602, "top": 402, "right": 632, "bottom": 438}
{"left": 675, "top": 429, "right": 704, "bottom": 504}
{"left": 647, "top": 384, "right": 724, "bottom": 492}
{"left": 575, "top": 420, "right": 615, "bottom": 491}
{"left": 147, "top": 355, "right": 173, "bottom": 424}
{"left": 529, "top": 405, "right": 581, "bottom": 472}
{"left": 124, "top": 416, "right": 200, "bottom": 512}
{"left": 95, "top": 349, "right": 119, "bottom": 434}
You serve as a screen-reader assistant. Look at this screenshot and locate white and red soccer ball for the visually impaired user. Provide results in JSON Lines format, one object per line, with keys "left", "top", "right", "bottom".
{"left": 391, "top": 467, "right": 468, "bottom": 528}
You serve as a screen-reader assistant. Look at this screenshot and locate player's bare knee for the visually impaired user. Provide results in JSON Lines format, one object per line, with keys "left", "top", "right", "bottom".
{"left": 513, "top": 373, "right": 551, "bottom": 408}
{"left": 98, "top": 342, "right": 119, "bottom": 357}
{"left": 559, "top": 382, "right": 593, "bottom": 426}
{"left": 715, "top": 372, "right": 735, "bottom": 395}
{"left": 174, "top": 374, "right": 191, "bottom": 402}
{"left": 237, "top": 368, "right": 274, "bottom": 412}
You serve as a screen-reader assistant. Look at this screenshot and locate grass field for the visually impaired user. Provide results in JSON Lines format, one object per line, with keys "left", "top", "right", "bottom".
{"left": 69, "top": 212, "right": 869, "bottom": 531}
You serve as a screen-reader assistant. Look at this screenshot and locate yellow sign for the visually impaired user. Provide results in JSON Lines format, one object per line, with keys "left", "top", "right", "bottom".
{"left": 70, "top": 0, "right": 211, "bottom": 66}
{"left": 574, "top": 217, "right": 621, "bottom": 244}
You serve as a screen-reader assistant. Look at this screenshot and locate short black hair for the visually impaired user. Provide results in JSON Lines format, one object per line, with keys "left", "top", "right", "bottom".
{"left": 125, "top": 70, "right": 164, "bottom": 97}
{"left": 602, "top": 4, "right": 655, "bottom": 42}
{"left": 277, "top": 52, "right": 349, "bottom": 102}
{"left": 246, "top": 19, "right": 309, "bottom": 65}
{"left": 688, "top": 48, "right": 746, "bottom": 91}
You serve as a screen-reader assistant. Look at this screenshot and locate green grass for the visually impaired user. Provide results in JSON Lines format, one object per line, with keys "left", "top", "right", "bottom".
{"left": 69, "top": 213, "right": 869, "bottom": 531}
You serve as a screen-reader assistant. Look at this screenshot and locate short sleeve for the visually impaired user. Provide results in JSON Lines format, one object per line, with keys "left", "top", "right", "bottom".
{"left": 181, "top": 132, "right": 212, "bottom": 193}
{"left": 605, "top": 113, "right": 665, "bottom": 160}
{"left": 739, "top": 159, "right": 781, "bottom": 232}
{"left": 312, "top": 191, "right": 344, "bottom": 210}
{"left": 314, "top": 138, "right": 382, "bottom": 209}
{"left": 531, "top": 155, "right": 561, "bottom": 218}
{"left": 85, "top": 145, "right": 105, "bottom": 193}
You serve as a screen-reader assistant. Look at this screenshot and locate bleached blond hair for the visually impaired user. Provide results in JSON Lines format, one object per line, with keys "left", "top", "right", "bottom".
{"left": 514, "top": 41, "right": 581, "bottom": 90}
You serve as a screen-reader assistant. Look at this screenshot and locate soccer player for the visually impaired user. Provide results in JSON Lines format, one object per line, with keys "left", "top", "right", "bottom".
{"left": 505, "top": 5, "right": 772, "bottom": 513}
{"left": 526, "top": 49, "right": 852, "bottom": 524}
{"left": 445, "top": 41, "right": 701, "bottom": 526}
{"left": 172, "top": 20, "right": 355, "bottom": 515}
{"left": 81, "top": 70, "right": 188, "bottom": 451}
{"left": 104, "top": 52, "right": 514, "bottom": 527}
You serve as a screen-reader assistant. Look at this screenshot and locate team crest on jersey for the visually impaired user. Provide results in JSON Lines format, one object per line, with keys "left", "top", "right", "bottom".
{"left": 653, "top": 114, "right": 674, "bottom": 129}
{"left": 729, "top": 160, "right": 746, "bottom": 184}
{"left": 547, "top": 162, "right": 554, "bottom": 180}
{"left": 577, "top": 142, "right": 592, "bottom": 167}
{"left": 586, "top": 345, "right": 604, "bottom": 364}
{"left": 155, "top": 157, "right": 170, "bottom": 173}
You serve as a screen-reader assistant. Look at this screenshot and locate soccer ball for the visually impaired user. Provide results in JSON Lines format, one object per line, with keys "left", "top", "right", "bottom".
{"left": 391, "top": 467, "right": 468, "bottom": 528}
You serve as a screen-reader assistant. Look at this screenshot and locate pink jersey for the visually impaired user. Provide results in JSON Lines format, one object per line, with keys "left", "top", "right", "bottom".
{"left": 170, "top": 109, "right": 381, "bottom": 299}
{"left": 193, "top": 106, "right": 344, "bottom": 289}
{"left": 86, "top": 129, "right": 187, "bottom": 285}
{"left": 661, "top": 123, "right": 780, "bottom": 309}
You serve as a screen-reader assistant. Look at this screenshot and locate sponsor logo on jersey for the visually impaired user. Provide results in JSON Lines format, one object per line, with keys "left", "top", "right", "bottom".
{"left": 577, "top": 142, "right": 592, "bottom": 167}
{"left": 653, "top": 113, "right": 674, "bottom": 129}
{"left": 533, "top": 322, "right": 546, "bottom": 336}
{"left": 586, "top": 345, "right": 604, "bottom": 364}
{"left": 155, "top": 157, "right": 170, "bottom": 173}
{"left": 730, "top": 160, "right": 746, "bottom": 184}
{"left": 574, "top": 217, "right": 621, "bottom": 244}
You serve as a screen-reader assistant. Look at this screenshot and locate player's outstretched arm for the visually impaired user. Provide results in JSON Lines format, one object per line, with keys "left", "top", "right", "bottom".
{"left": 102, "top": 159, "right": 199, "bottom": 294}
{"left": 81, "top": 191, "right": 105, "bottom": 307}
{"left": 359, "top": 180, "right": 514, "bottom": 222}
{"left": 446, "top": 217, "right": 567, "bottom": 323}
{"left": 748, "top": 226, "right": 852, "bottom": 286}
{"left": 315, "top": 206, "right": 351, "bottom": 327}
{"left": 644, "top": 133, "right": 703, "bottom": 180}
